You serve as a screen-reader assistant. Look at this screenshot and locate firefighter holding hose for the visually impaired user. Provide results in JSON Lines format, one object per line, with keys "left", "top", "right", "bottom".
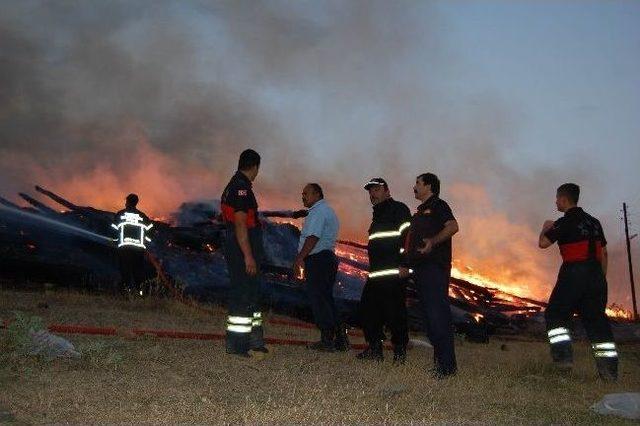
{"left": 112, "top": 193, "right": 153, "bottom": 297}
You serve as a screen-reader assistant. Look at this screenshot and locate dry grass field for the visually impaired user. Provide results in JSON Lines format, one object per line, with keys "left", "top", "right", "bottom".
{"left": 1, "top": 289, "right": 639, "bottom": 425}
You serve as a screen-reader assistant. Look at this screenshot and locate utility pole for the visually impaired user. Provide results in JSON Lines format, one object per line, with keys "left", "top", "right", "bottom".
{"left": 623, "top": 202, "right": 638, "bottom": 321}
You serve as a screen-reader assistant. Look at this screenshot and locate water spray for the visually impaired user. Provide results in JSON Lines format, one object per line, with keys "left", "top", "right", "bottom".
{"left": 0, "top": 203, "right": 117, "bottom": 246}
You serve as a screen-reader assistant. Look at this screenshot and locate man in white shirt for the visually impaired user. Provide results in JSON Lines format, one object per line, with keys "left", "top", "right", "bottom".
{"left": 293, "top": 183, "right": 348, "bottom": 351}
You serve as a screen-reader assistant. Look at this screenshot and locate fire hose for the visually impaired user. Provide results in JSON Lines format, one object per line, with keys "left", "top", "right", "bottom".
{"left": 0, "top": 319, "right": 374, "bottom": 350}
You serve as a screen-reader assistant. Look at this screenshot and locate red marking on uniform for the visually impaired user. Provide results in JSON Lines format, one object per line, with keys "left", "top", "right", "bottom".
{"left": 221, "top": 204, "right": 258, "bottom": 228}
{"left": 559, "top": 240, "right": 603, "bottom": 262}
{"left": 221, "top": 204, "right": 236, "bottom": 223}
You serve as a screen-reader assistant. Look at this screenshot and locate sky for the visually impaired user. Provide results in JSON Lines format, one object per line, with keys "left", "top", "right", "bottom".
{"left": 0, "top": 0, "right": 638, "bottom": 308}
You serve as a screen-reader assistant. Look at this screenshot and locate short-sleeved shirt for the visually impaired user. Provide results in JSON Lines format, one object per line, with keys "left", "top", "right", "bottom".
{"left": 405, "top": 195, "right": 456, "bottom": 269}
{"left": 298, "top": 199, "right": 339, "bottom": 256}
{"left": 544, "top": 207, "right": 607, "bottom": 263}
{"left": 221, "top": 171, "right": 259, "bottom": 230}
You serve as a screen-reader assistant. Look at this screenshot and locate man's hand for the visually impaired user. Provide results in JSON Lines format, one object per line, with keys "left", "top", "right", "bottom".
{"left": 417, "top": 237, "right": 434, "bottom": 255}
{"left": 245, "top": 255, "right": 258, "bottom": 276}
{"left": 399, "top": 267, "right": 411, "bottom": 279}
{"left": 539, "top": 220, "right": 555, "bottom": 249}
{"left": 292, "top": 257, "right": 305, "bottom": 280}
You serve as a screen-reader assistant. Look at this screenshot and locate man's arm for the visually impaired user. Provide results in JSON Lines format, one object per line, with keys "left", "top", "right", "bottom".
{"left": 601, "top": 246, "right": 608, "bottom": 276}
{"left": 234, "top": 211, "right": 257, "bottom": 276}
{"left": 539, "top": 220, "right": 555, "bottom": 249}
{"left": 418, "top": 220, "right": 459, "bottom": 255}
{"left": 398, "top": 205, "right": 412, "bottom": 278}
{"left": 293, "top": 236, "right": 319, "bottom": 279}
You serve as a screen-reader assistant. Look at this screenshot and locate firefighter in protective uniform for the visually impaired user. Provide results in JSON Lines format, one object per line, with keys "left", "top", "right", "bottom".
{"left": 112, "top": 193, "right": 153, "bottom": 297}
{"left": 357, "top": 178, "right": 411, "bottom": 363}
{"left": 221, "top": 149, "right": 267, "bottom": 357}
{"left": 539, "top": 183, "right": 618, "bottom": 381}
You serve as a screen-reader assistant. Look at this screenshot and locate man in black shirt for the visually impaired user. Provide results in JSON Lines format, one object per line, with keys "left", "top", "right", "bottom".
{"left": 401, "top": 173, "right": 459, "bottom": 378}
{"left": 357, "top": 178, "right": 412, "bottom": 364}
{"left": 221, "top": 149, "right": 267, "bottom": 357}
{"left": 112, "top": 193, "right": 153, "bottom": 297}
{"left": 539, "top": 183, "right": 618, "bottom": 381}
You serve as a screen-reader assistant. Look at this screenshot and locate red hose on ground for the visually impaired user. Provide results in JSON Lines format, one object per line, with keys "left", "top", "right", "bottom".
{"left": 1, "top": 320, "right": 374, "bottom": 350}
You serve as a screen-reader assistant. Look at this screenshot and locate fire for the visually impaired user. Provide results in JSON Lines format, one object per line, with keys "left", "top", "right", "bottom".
{"left": 605, "top": 304, "right": 634, "bottom": 321}
{"left": 4, "top": 137, "right": 632, "bottom": 319}
{"left": 451, "top": 262, "right": 532, "bottom": 297}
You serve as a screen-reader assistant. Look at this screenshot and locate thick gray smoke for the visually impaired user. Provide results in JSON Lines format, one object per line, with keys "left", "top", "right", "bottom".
{"left": 0, "top": 1, "right": 636, "bottom": 306}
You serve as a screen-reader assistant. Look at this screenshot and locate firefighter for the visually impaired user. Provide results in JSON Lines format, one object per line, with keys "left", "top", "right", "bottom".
{"left": 221, "top": 149, "right": 267, "bottom": 357}
{"left": 402, "top": 173, "right": 459, "bottom": 378}
{"left": 112, "top": 193, "right": 153, "bottom": 297}
{"left": 539, "top": 183, "right": 618, "bottom": 381}
{"left": 357, "top": 178, "right": 411, "bottom": 364}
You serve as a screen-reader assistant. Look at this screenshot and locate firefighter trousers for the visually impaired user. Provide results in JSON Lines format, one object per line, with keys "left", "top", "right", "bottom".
{"left": 545, "top": 261, "right": 618, "bottom": 365}
{"left": 224, "top": 229, "right": 265, "bottom": 354}
{"left": 360, "top": 276, "right": 409, "bottom": 348}
{"left": 117, "top": 248, "right": 147, "bottom": 295}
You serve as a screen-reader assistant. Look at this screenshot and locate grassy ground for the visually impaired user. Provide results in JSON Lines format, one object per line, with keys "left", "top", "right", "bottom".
{"left": 1, "top": 289, "right": 639, "bottom": 425}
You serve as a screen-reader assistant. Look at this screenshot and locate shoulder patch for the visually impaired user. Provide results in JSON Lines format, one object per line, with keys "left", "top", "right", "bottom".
{"left": 238, "top": 189, "right": 248, "bottom": 196}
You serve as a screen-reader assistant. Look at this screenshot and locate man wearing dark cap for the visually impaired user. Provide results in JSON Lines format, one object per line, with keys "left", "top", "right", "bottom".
{"left": 357, "top": 178, "right": 412, "bottom": 364}
{"left": 112, "top": 193, "right": 154, "bottom": 297}
{"left": 402, "top": 173, "right": 459, "bottom": 378}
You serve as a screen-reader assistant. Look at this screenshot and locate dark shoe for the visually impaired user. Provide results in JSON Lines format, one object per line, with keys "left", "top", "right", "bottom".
{"left": 432, "top": 369, "right": 456, "bottom": 380}
{"left": 393, "top": 345, "right": 407, "bottom": 365}
{"left": 596, "top": 358, "right": 618, "bottom": 382}
{"left": 356, "top": 341, "right": 383, "bottom": 362}
{"left": 307, "top": 340, "right": 335, "bottom": 352}
{"left": 226, "top": 349, "right": 251, "bottom": 358}
{"left": 550, "top": 342, "right": 573, "bottom": 364}
{"left": 553, "top": 360, "right": 574, "bottom": 372}
{"left": 334, "top": 325, "right": 350, "bottom": 352}
{"left": 307, "top": 329, "right": 336, "bottom": 352}
{"left": 251, "top": 346, "right": 269, "bottom": 354}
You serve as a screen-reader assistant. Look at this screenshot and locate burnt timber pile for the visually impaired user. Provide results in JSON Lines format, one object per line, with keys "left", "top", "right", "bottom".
{"left": 0, "top": 185, "right": 555, "bottom": 340}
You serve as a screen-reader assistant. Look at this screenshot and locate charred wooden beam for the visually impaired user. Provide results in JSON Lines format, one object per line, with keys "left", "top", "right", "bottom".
{"left": 35, "top": 185, "right": 80, "bottom": 211}
{"left": 261, "top": 210, "right": 308, "bottom": 219}
{"left": 18, "top": 193, "right": 60, "bottom": 216}
{"left": 0, "top": 196, "right": 25, "bottom": 211}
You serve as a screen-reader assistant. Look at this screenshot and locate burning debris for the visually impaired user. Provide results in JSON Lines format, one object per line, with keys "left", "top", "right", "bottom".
{"left": 0, "top": 186, "right": 631, "bottom": 342}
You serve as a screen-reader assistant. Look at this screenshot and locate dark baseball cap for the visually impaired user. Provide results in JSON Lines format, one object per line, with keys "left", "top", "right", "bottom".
{"left": 364, "top": 177, "right": 388, "bottom": 190}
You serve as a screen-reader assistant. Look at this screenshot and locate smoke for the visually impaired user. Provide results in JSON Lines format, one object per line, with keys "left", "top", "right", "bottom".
{"left": 0, "top": 1, "right": 635, "bottom": 306}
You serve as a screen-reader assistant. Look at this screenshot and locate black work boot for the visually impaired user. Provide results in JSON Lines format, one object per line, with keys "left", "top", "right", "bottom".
{"left": 225, "top": 337, "right": 250, "bottom": 358}
{"left": 307, "top": 329, "right": 335, "bottom": 352}
{"left": 250, "top": 325, "right": 268, "bottom": 354}
{"left": 334, "top": 324, "right": 350, "bottom": 352}
{"left": 550, "top": 342, "right": 574, "bottom": 371}
{"left": 356, "top": 340, "right": 383, "bottom": 362}
{"left": 595, "top": 358, "right": 619, "bottom": 382}
{"left": 393, "top": 345, "right": 407, "bottom": 365}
